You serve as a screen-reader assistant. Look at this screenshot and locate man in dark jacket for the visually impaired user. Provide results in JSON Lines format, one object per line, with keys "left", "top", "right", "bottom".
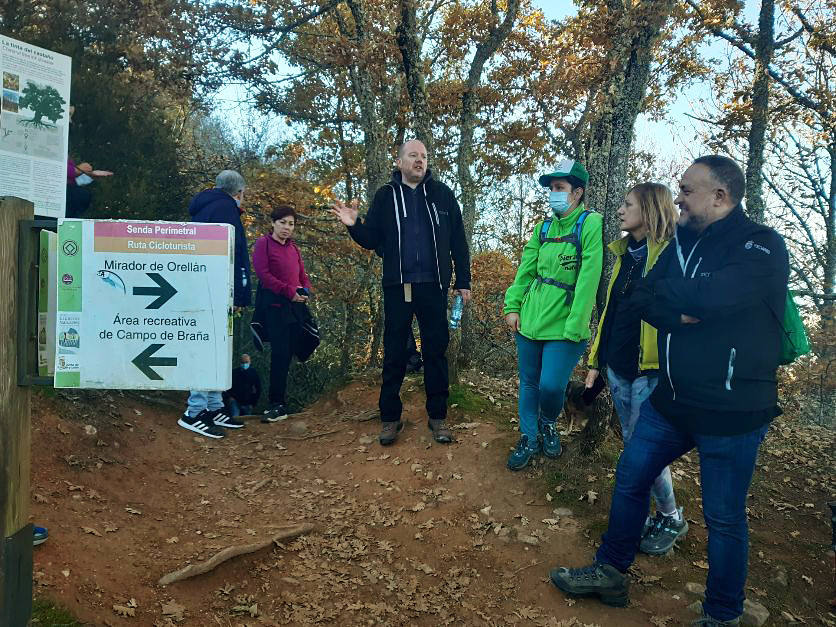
{"left": 224, "top": 353, "right": 261, "bottom": 416}
{"left": 177, "top": 170, "right": 251, "bottom": 439}
{"left": 331, "top": 139, "right": 471, "bottom": 446}
{"left": 550, "top": 155, "right": 789, "bottom": 626}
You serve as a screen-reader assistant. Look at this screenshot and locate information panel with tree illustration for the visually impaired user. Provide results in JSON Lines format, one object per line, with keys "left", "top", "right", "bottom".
{"left": 0, "top": 35, "right": 71, "bottom": 218}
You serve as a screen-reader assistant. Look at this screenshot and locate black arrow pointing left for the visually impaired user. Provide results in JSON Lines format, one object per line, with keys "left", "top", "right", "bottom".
{"left": 132, "top": 273, "right": 177, "bottom": 309}
{"left": 132, "top": 343, "right": 177, "bottom": 380}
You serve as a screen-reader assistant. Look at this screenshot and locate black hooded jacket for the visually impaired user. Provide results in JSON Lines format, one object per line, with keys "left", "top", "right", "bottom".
{"left": 347, "top": 169, "right": 471, "bottom": 290}
{"left": 188, "top": 188, "right": 251, "bottom": 306}
{"left": 634, "top": 207, "right": 789, "bottom": 429}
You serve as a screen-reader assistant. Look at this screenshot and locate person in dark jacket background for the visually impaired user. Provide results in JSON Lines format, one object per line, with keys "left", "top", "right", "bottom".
{"left": 178, "top": 170, "right": 251, "bottom": 439}
{"left": 224, "top": 353, "right": 261, "bottom": 417}
{"left": 551, "top": 155, "right": 789, "bottom": 627}
{"left": 187, "top": 170, "right": 252, "bottom": 308}
{"left": 331, "top": 139, "right": 471, "bottom": 447}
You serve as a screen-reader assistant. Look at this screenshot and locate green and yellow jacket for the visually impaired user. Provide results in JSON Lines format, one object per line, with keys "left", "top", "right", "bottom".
{"left": 503, "top": 205, "right": 603, "bottom": 342}
{"left": 588, "top": 236, "right": 670, "bottom": 372}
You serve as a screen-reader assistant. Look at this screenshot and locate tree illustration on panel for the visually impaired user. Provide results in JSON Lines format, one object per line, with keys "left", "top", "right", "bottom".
{"left": 19, "top": 81, "right": 65, "bottom": 127}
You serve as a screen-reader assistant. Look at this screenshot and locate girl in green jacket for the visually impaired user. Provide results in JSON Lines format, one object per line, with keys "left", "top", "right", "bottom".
{"left": 585, "top": 182, "right": 686, "bottom": 555}
{"left": 503, "top": 160, "right": 603, "bottom": 470}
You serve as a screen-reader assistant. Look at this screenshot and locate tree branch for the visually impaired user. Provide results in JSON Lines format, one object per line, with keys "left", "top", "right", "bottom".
{"left": 792, "top": 7, "right": 836, "bottom": 56}
{"left": 684, "top": 0, "right": 828, "bottom": 118}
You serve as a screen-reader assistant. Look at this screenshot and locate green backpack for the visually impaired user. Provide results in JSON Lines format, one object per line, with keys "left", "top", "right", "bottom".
{"left": 776, "top": 291, "right": 811, "bottom": 365}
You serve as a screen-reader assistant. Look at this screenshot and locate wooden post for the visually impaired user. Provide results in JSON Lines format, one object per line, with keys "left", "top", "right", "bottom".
{"left": 0, "top": 196, "right": 35, "bottom": 626}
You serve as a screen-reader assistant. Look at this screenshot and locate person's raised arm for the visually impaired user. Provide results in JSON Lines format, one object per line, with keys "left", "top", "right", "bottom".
{"left": 330, "top": 192, "right": 385, "bottom": 250}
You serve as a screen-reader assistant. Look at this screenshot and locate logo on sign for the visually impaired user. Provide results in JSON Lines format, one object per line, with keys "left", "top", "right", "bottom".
{"left": 97, "top": 269, "right": 126, "bottom": 294}
{"left": 62, "top": 240, "right": 79, "bottom": 256}
{"left": 62, "top": 273, "right": 74, "bottom": 285}
{"left": 59, "top": 328, "right": 80, "bottom": 348}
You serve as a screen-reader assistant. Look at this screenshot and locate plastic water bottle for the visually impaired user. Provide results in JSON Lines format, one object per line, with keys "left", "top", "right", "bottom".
{"left": 449, "top": 293, "right": 463, "bottom": 329}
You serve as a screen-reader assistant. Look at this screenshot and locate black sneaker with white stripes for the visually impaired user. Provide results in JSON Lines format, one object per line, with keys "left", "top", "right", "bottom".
{"left": 178, "top": 410, "right": 225, "bottom": 439}
{"left": 212, "top": 410, "right": 245, "bottom": 429}
{"left": 261, "top": 403, "right": 288, "bottom": 423}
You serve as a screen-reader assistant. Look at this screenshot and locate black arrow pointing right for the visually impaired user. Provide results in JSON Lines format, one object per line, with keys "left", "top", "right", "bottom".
{"left": 133, "top": 272, "right": 177, "bottom": 309}
{"left": 132, "top": 343, "right": 177, "bottom": 380}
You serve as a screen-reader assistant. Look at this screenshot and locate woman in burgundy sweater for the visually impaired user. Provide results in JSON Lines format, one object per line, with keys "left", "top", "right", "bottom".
{"left": 252, "top": 205, "right": 312, "bottom": 422}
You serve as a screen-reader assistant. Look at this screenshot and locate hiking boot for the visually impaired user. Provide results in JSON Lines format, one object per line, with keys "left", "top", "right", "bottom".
{"left": 261, "top": 404, "right": 288, "bottom": 423}
{"left": 691, "top": 610, "right": 740, "bottom": 626}
{"left": 178, "top": 410, "right": 225, "bottom": 439}
{"left": 507, "top": 435, "right": 541, "bottom": 471}
{"left": 428, "top": 418, "right": 453, "bottom": 444}
{"left": 212, "top": 410, "right": 245, "bottom": 429}
{"left": 33, "top": 526, "right": 48, "bottom": 546}
{"left": 549, "top": 562, "right": 629, "bottom": 608}
{"left": 639, "top": 507, "right": 688, "bottom": 555}
{"left": 538, "top": 417, "right": 562, "bottom": 458}
{"left": 379, "top": 421, "right": 404, "bottom": 446}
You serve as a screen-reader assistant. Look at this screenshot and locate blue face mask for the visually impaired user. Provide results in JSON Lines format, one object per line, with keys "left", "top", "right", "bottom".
{"left": 549, "top": 191, "right": 570, "bottom": 216}
{"left": 240, "top": 363, "right": 249, "bottom": 370}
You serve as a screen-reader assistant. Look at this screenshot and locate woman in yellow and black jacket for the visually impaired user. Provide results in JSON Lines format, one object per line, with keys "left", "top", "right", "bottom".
{"left": 586, "top": 182, "right": 685, "bottom": 556}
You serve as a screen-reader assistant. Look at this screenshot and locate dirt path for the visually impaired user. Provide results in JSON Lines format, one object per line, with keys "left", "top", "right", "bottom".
{"left": 30, "top": 377, "right": 835, "bottom": 626}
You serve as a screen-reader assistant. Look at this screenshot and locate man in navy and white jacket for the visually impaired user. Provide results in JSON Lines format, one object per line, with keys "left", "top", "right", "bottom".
{"left": 177, "top": 169, "right": 252, "bottom": 439}
{"left": 331, "top": 139, "right": 471, "bottom": 447}
{"left": 550, "top": 155, "right": 789, "bottom": 626}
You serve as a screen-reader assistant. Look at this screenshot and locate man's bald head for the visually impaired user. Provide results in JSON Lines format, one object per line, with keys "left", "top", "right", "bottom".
{"left": 397, "top": 140, "right": 428, "bottom": 187}
{"left": 398, "top": 139, "right": 426, "bottom": 159}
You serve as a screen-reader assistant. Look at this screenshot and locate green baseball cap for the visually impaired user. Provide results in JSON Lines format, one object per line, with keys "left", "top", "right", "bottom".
{"left": 539, "top": 158, "right": 589, "bottom": 188}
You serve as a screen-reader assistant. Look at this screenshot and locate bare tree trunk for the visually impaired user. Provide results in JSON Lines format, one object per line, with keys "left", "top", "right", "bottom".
{"left": 340, "top": 303, "right": 352, "bottom": 374}
{"left": 453, "top": 0, "right": 520, "bottom": 378}
{"left": 368, "top": 281, "right": 384, "bottom": 368}
{"left": 819, "top": 143, "right": 836, "bottom": 425}
{"left": 341, "top": 0, "right": 393, "bottom": 197}
{"left": 397, "top": 0, "right": 432, "bottom": 153}
{"left": 336, "top": 96, "right": 355, "bottom": 203}
{"left": 745, "top": 0, "right": 774, "bottom": 224}
{"left": 825, "top": 143, "right": 836, "bottom": 311}
{"left": 586, "top": 0, "right": 675, "bottom": 313}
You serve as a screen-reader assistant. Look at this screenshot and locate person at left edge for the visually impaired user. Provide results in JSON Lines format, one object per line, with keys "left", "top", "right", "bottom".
{"left": 331, "top": 139, "right": 472, "bottom": 447}
{"left": 178, "top": 169, "right": 252, "bottom": 438}
{"left": 503, "top": 159, "right": 603, "bottom": 471}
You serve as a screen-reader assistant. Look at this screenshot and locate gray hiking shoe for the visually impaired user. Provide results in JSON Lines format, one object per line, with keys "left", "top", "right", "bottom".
{"left": 640, "top": 507, "right": 688, "bottom": 555}
{"left": 692, "top": 610, "right": 740, "bottom": 626}
{"left": 549, "top": 562, "right": 629, "bottom": 607}
{"left": 379, "top": 421, "right": 404, "bottom": 446}
{"left": 428, "top": 418, "right": 453, "bottom": 443}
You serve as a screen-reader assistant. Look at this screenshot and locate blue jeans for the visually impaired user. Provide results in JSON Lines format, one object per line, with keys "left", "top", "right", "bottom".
{"left": 595, "top": 400, "right": 769, "bottom": 621}
{"left": 606, "top": 367, "right": 676, "bottom": 515}
{"left": 186, "top": 390, "right": 223, "bottom": 418}
{"left": 515, "top": 333, "right": 587, "bottom": 440}
{"left": 227, "top": 399, "right": 252, "bottom": 417}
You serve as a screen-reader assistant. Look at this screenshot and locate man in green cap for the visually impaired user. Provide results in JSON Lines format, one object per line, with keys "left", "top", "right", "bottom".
{"left": 503, "top": 159, "right": 603, "bottom": 470}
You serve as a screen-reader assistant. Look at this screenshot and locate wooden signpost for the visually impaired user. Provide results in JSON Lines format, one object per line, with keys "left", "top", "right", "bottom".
{"left": 0, "top": 196, "right": 35, "bottom": 626}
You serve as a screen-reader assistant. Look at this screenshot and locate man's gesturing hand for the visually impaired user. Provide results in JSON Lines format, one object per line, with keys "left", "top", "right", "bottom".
{"left": 330, "top": 199, "right": 359, "bottom": 226}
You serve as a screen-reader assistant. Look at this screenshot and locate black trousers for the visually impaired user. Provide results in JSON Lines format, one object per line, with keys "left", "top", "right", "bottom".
{"left": 380, "top": 283, "right": 449, "bottom": 422}
{"left": 266, "top": 307, "right": 301, "bottom": 405}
